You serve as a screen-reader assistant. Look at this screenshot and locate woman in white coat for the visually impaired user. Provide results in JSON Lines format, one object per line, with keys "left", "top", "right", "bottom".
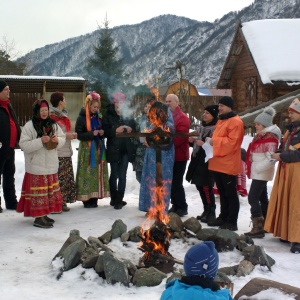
{"left": 245, "top": 107, "right": 281, "bottom": 238}
{"left": 17, "top": 100, "right": 65, "bottom": 228}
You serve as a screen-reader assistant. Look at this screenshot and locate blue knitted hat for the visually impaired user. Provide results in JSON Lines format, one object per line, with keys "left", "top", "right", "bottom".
{"left": 183, "top": 241, "right": 219, "bottom": 279}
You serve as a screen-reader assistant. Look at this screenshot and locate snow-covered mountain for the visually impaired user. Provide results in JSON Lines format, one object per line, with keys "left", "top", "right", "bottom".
{"left": 19, "top": 0, "right": 300, "bottom": 88}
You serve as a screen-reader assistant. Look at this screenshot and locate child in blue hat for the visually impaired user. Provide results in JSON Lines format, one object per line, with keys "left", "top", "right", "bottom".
{"left": 160, "top": 241, "right": 232, "bottom": 300}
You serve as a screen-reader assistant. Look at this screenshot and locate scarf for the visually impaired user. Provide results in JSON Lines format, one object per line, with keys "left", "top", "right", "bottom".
{"left": 192, "top": 118, "right": 218, "bottom": 157}
{"left": 49, "top": 107, "right": 71, "bottom": 132}
{"left": 32, "top": 115, "right": 56, "bottom": 138}
{"left": 87, "top": 110, "right": 105, "bottom": 168}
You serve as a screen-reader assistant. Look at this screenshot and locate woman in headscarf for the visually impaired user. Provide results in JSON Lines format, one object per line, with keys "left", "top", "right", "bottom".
{"left": 50, "top": 91, "right": 77, "bottom": 212}
{"left": 17, "top": 100, "right": 65, "bottom": 228}
{"left": 75, "top": 92, "right": 110, "bottom": 208}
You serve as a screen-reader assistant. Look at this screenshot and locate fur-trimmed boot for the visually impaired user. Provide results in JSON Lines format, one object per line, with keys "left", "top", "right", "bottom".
{"left": 244, "top": 216, "right": 265, "bottom": 238}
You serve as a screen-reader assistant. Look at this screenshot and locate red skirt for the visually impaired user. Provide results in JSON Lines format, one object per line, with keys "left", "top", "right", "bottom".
{"left": 17, "top": 172, "right": 63, "bottom": 217}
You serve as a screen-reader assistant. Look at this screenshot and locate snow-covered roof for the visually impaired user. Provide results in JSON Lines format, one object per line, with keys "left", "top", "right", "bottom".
{"left": 242, "top": 19, "right": 300, "bottom": 85}
{"left": 0, "top": 75, "right": 85, "bottom": 81}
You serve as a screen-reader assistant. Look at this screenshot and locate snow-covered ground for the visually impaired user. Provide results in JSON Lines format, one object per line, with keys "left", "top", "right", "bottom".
{"left": 0, "top": 136, "right": 299, "bottom": 300}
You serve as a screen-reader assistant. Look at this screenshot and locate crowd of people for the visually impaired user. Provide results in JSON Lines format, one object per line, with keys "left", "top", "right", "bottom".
{"left": 1, "top": 80, "right": 300, "bottom": 250}
{"left": 2, "top": 78, "right": 300, "bottom": 298}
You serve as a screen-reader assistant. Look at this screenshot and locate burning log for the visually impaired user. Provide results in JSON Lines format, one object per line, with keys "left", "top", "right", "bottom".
{"left": 137, "top": 221, "right": 183, "bottom": 273}
{"left": 138, "top": 221, "right": 182, "bottom": 273}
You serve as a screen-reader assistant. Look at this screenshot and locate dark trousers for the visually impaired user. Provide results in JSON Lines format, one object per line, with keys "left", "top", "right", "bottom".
{"left": 0, "top": 148, "right": 18, "bottom": 208}
{"left": 135, "top": 171, "right": 142, "bottom": 184}
{"left": 109, "top": 154, "right": 129, "bottom": 194}
{"left": 196, "top": 185, "right": 216, "bottom": 208}
{"left": 171, "top": 161, "right": 187, "bottom": 211}
{"left": 213, "top": 171, "right": 240, "bottom": 224}
{"left": 248, "top": 179, "right": 269, "bottom": 218}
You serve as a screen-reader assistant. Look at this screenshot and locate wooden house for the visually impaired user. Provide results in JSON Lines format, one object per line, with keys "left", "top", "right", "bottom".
{"left": 0, "top": 75, "right": 86, "bottom": 128}
{"left": 217, "top": 19, "right": 300, "bottom": 114}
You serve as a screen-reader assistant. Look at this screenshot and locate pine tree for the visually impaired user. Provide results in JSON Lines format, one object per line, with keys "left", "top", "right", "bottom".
{"left": 0, "top": 50, "right": 25, "bottom": 75}
{"left": 86, "top": 16, "right": 124, "bottom": 111}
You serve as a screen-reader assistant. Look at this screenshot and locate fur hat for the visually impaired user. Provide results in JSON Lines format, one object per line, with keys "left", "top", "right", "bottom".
{"left": 183, "top": 241, "right": 219, "bottom": 279}
{"left": 288, "top": 98, "right": 300, "bottom": 114}
{"left": 254, "top": 107, "right": 276, "bottom": 127}
{"left": 219, "top": 96, "right": 234, "bottom": 109}
{"left": 112, "top": 92, "right": 126, "bottom": 104}
{"left": 0, "top": 80, "right": 8, "bottom": 92}
{"left": 204, "top": 105, "right": 219, "bottom": 119}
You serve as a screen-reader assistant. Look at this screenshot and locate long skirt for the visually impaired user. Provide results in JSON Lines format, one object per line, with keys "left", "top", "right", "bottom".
{"left": 75, "top": 141, "right": 110, "bottom": 202}
{"left": 264, "top": 162, "right": 300, "bottom": 242}
{"left": 58, "top": 157, "right": 76, "bottom": 204}
{"left": 17, "top": 172, "right": 63, "bottom": 217}
{"left": 139, "top": 146, "right": 174, "bottom": 212}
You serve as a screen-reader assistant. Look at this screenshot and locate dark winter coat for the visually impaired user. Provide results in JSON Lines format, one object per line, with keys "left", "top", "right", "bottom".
{"left": 102, "top": 104, "right": 136, "bottom": 163}
{"left": 75, "top": 108, "right": 101, "bottom": 142}
{"left": 185, "top": 119, "right": 217, "bottom": 187}
{"left": 0, "top": 101, "right": 21, "bottom": 155}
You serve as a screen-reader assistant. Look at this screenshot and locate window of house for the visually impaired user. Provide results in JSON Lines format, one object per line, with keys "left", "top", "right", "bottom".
{"left": 246, "top": 78, "right": 257, "bottom": 106}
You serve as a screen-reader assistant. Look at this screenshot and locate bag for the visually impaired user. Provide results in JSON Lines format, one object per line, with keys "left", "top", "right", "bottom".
{"left": 44, "top": 139, "right": 58, "bottom": 150}
{"left": 43, "top": 127, "right": 57, "bottom": 150}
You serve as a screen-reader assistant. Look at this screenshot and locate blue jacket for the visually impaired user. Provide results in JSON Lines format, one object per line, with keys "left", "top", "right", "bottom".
{"left": 160, "top": 279, "right": 233, "bottom": 300}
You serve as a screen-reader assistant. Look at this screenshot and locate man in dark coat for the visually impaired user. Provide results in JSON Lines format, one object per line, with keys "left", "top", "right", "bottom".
{"left": 102, "top": 92, "right": 136, "bottom": 209}
{"left": 0, "top": 80, "right": 21, "bottom": 212}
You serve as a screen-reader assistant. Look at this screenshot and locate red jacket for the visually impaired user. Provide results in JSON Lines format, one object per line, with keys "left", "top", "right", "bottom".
{"left": 171, "top": 106, "right": 190, "bottom": 161}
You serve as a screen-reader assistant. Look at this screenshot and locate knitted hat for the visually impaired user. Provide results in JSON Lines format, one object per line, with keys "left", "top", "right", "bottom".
{"left": 219, "top": 96, "right": 234, "bottom": 109}
{"left": 204, "top": 105, "right": 219, "bottom": 119}
{"left": 112, "top": 92, "right": 126, "bottom": 104}
{"left": 184, "top": 241, "right": 219, "bottom": 279}
{"left": 254, "top": 107, "right": 276, "bottom": 127}
{"left": 0, "top": 80, "right": 8, "bottom": 92}
{"left": 288, "top": 98, "right": 300, "bottom": 114}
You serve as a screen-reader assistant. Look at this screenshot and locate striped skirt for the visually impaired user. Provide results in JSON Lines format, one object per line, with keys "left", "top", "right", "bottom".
{"left": 17, "top": 172, "right": 63, "bottom": 217}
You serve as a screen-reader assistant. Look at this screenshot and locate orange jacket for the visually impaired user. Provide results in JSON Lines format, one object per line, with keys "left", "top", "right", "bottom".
{"left": 208, "top": 115, "right": 244, "bottom": 175}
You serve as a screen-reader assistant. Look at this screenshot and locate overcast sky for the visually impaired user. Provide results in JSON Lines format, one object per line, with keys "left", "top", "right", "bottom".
{"left": 2, "top": 0, "right": 254, "bottom": 58}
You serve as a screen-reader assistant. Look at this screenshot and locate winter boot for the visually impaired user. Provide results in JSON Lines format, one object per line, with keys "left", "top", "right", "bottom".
{"left": 290, "top": 242, "right": 300, "bottom": 254}
{"left": 205, "top": 206, "right": 216, "bottom": 224}
{"left": 110, "top": 191, "right": 117, "bottom": 206}
{"left": 196, "top": 205, "right": 209, "bottom": 222}
{"left": 33, "top": 217, "right": 53, "bottom": 228}
{"left": 207, "top": 215, "right": 224, "bottom": 227}
{"left": 90, "top": 198, "right": 98, "bottom": 208}
{"left": 114, "top": 191, "right": 125, "bottom": 210}
{"left": 244, "top": 216, "right": 265, "bottom": 238}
